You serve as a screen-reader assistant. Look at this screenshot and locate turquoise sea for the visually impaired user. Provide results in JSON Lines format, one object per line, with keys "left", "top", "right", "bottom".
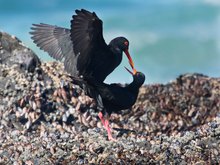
{"left": 1, "top": 0, "right": 220, "bottom": 84}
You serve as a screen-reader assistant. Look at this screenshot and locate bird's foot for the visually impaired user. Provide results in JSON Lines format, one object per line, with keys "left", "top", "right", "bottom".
{"left": 108, "top": 135, "right": 117, "bottom": 141}
{"left": 98, "top": 112, "right": 116, "bottom": 141}
{"left": 105, "top": 119, "right": 117, "bottom": 141}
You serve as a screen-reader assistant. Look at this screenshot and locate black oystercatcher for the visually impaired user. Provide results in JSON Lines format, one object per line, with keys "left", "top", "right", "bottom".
{"left": 30, "top": 9, "right": 141, "bottom": 140}
{"left": 30, "top": 9, "right": 135, "bottom": 82}
{"left": 73, "top": 67, "right": 145, "bottom": 140}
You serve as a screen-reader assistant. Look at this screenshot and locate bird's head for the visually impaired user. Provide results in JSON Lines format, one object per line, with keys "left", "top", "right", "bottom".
{"left": 109, "top": 37, "right": 134, "bottom": 70}
{"left": 125, "top": 67, "right": 145, "bottom": 87}
{"left": 133, "top": 71, "right": 145, "bottom": 86}
{"left": 110, "top": 37, "right": 129, "bottom": 50}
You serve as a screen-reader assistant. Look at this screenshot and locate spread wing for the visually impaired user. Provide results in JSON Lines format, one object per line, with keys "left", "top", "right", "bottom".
{"left": 30, "top": 23, "right": 78, "bottom": 76}
{"left": 70, "top": 9, "right": 114, "bottom": 81}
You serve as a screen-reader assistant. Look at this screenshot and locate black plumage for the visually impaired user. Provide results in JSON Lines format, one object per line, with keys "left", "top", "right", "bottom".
{"left": 73, "top": 69, "right": 145, "bottom": 140}
{"left": 30, "top": 9, "right": 134, "bottom": 82}
{"left": 30, "top": 9, "right": 143, "bottom": 140}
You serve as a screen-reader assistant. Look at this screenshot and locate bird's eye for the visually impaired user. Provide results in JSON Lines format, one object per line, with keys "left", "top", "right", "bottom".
{"left": 124, "top": 41, "right": 129, "bottom": 46}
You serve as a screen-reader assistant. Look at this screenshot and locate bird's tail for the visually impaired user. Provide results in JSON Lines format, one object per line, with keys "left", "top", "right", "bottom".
{"left": 69, "top": 75, "right": 104, "bottom": 111}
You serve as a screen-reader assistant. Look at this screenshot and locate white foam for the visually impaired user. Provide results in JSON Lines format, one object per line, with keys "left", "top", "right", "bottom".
{"left": 203, "top": 0, "right": 220, "bottom": 6}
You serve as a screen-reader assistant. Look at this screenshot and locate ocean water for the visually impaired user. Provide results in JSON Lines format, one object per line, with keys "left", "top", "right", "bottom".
{"left": 1, "top": 0, "right": 220, "bottom": 84}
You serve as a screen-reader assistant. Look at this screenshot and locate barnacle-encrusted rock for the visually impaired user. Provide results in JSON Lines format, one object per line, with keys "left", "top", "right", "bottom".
{"left": 1, "top": 33, "right": 220, "bottom": 164}
{"left": 0, "top": 31, "right": 40, "bottom": 72}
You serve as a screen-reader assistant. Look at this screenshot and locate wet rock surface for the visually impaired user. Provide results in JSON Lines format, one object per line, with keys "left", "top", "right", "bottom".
{"left": 0, "top": 31, "right": 40, "bottom": 73}
{"left": 0, "top": 61, "right": 220, "bottom": 164}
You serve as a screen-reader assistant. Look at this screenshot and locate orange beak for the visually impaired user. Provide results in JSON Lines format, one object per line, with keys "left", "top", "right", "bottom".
{"left": 124, "top": 49, "right": 134, "bottom": 69}
{"left": 125, "top": 66, "right": 137, "bottom": 75}
{"left": 124, "top": 49, "right": 137, "bottom": 74}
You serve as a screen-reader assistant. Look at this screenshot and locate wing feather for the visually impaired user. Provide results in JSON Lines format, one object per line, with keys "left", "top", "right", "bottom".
{"left": 30, "top": 23, "right": 78, "bottom": 76}
{"left": 70, "top": 9, "right": 113, "bottom": 81}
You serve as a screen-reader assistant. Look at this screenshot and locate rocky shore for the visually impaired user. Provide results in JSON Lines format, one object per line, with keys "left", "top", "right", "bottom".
{"left": 0, "top": 32, "right": 220, "bottom": 164}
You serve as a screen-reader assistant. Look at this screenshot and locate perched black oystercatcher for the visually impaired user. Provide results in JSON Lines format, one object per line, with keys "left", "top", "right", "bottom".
{"left": 73, "top": 67, "right": 145, "bottom": 140}
{"left": 30, "top": 9, "right": 135, "bottom": 82}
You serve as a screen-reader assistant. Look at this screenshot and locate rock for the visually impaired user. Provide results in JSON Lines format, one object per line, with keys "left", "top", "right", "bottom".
{"left": 0, "top": 61, "right": 220, "bottom": 164}
{"left": 0, "top": 31, "right": 41, "bottom": 72}
{"left": 0, "top": 33, "right": 220, "bottom": 164}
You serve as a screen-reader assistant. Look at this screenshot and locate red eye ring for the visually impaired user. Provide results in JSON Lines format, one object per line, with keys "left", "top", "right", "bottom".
{"left": 124, "top": 41, "right": 129, "bottom": 46}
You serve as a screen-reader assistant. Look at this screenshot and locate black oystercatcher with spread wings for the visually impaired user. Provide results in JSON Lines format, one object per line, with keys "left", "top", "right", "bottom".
{"left": 30, "top": 9, "right": 134, "bottom": 82}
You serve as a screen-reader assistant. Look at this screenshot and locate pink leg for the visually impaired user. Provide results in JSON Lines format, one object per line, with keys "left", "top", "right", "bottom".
{"left": 104, "top": 119, "right": 116, "bottom": 141}
{"left": 98, "top": 112, "right": 106, "bottom": 127}
{"left": 98, "top": 112, "right": 116, "bottom": 141}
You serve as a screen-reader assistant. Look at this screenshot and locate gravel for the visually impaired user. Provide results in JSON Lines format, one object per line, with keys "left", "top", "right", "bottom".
{"left": 0, "top": 62, "right": 220, "bottom": 164}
